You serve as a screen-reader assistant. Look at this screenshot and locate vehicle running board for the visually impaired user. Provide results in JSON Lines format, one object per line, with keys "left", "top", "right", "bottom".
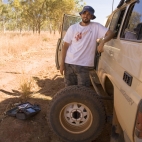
{"left": 89, "top": 70, "right": 100, "bottom": 84}
{"left": 89, "top": 71, "right": 113, "bottom": 100}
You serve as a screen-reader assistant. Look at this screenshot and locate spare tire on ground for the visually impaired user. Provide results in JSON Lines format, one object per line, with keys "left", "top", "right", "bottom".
{"left": 47, "top": 85, "right": 106, "bottom": 142}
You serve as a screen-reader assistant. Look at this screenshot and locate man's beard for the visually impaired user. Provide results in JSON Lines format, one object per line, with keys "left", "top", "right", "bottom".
{"left": 82, "top": 19, "right": 90, "bottom": 24}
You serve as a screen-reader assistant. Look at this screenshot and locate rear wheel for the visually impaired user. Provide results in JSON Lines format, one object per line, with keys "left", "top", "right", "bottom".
{"left": 47, "top": 85, "right": 106, "bottom": 142}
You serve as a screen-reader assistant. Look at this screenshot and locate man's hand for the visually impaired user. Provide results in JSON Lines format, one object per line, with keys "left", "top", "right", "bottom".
{"left": 97, "top": 40, "right": 105, "bottom": 53}
{"left": 60, "top": 42, "right": 70, "bottom": 75}
{"left": 97, "top": 30, "right": 115, "bottom": 53}
{"left": 60, "top": 63, "right": 65, "bottom": 75}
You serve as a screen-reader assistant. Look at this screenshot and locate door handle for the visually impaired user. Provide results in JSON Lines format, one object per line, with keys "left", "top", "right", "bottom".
{"left": 109, "top": 50, "right": 114, "bottom": 56}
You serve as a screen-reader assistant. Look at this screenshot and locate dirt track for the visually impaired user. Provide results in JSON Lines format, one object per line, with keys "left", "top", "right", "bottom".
{"left": 0, "top": 34, "right": 111, "bottom": 142}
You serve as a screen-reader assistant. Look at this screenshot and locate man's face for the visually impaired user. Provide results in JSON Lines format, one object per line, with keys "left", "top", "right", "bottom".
{"left": 81, "top": 11, "right": 93, "bottom": 23}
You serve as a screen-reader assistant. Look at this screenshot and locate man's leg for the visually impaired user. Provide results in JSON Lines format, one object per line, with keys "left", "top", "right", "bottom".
{"left": 75, "top": 65, "right": 90, "bottom": 87}
{"left": 64, "top": 63, "right": 77, "bottom": 87}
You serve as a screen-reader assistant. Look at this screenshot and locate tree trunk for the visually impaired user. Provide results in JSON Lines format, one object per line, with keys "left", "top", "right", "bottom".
{"left": 33, "top": 26, "right": 35, "bottom": 34}
{"left": 2, "top": 20, "right": 6, "bottom": 33}
{"left": 49, "top": 23, "right": 52, "bottom": 34}
{"left": 20, "top": 28, "right": 22, "bottom": 34}
{"left": 38, "top": 24, "right": 40, "bottom": 35}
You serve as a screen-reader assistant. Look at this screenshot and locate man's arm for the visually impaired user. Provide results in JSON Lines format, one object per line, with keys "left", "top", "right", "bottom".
{"left": 97, "top": 30, "right": 115, "bottom": 53}
{"left": 60, "top": 42, "right": 70, "bottom": 75}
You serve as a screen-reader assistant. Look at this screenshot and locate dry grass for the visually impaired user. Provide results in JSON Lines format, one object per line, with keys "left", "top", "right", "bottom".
{"left": 0, "top": 31, "right": 60, "bottom": 100}
{"left": 19, "top": 74, "right": 41, "bottom": 101}
{"left": 19, "top": 76, "right": 33, "bottom": 100}
{"left": 0, "top": 31, "right": 59, "bottom": 58}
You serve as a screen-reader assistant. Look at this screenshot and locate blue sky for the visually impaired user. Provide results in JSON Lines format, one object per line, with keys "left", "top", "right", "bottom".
{"left": 83, "top": 0, "right": 120, "bottom": 25}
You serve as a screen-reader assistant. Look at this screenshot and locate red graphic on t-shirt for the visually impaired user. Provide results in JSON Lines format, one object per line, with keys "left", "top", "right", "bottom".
{"left": 75, "top": 31, "right": 88, "bottom": 41}
{"left": 75, "top": 32, "right": 82, "bottom": 41}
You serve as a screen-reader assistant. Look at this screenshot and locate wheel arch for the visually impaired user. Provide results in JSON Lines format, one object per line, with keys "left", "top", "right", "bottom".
{"left": 104, "top": 76, "right": 114, "bottom": 97}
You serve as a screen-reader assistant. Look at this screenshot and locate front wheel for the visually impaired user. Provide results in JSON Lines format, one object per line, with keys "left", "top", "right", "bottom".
{"left": 47, "top": 85, "right": 106, "bottom": 142}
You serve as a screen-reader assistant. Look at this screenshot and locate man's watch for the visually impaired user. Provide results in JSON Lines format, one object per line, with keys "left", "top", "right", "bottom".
{"left": 102, "top": 37, "right": 105, "bottom": 42}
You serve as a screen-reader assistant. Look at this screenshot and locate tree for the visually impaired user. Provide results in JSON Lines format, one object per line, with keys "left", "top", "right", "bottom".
{"left": 128, "top": 11, "right": 141, "bottom": 31}
{"left": 1, "top": 0, "right": 85, "bottom": 33}
{"left": 45, "top": 0, "right": 84, "bottom": 33}
{"left": 0, "top": 2, "right": 10, "bottom": 33}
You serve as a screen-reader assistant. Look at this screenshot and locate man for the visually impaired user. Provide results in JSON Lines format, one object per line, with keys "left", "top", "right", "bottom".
{"left": 60, "top": 6, "right": 115, "bottom": 87}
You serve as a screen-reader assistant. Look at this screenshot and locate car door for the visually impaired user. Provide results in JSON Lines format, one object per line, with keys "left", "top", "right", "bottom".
{"left": 103, "top": 1, "right": 142, "bottom": 141}
{"left": 55, "top": 14, "right": 81, "bottom": 69}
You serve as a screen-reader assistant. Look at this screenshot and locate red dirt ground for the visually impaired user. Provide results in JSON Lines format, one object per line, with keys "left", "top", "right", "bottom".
{"left": 0, "top": 33, "right": 111, "bottom": 142}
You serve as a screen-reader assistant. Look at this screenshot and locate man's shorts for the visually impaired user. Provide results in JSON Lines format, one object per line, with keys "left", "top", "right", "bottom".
{"left": 64, "top": 63, "right": 90, "bottom": 87}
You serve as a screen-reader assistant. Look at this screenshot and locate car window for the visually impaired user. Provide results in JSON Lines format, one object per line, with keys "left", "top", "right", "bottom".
{"left": 109, "top": 8, "right": 126, "bottom": 38}
{"left": 121, "top": 1, "right": 142, "bottom": 41}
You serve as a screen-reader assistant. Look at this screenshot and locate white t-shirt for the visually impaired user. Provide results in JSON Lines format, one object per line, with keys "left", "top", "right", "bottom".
{"left": 63, "top": 22, "right": 108, "bottom": 67}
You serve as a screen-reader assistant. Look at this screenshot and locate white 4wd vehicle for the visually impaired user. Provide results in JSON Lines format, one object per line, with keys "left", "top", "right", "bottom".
{"left": 48, "top": 0, "right": 142, "bottom": 142}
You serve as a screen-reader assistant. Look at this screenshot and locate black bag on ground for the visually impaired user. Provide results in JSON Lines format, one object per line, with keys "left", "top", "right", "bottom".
{"left": 6, "top": 102, "right": 41, "bottom": 120}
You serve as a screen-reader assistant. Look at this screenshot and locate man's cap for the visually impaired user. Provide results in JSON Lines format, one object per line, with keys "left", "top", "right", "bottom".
{"left": 79, "top": 6, "right": 96, "bottom": 20}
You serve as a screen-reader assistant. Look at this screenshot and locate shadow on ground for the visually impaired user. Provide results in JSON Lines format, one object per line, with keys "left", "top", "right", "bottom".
{"left": 0, "top": 75, "right": 64, "bottom": 142}
{"left": 33, "top": 74, "right": 64, "bottom": 96}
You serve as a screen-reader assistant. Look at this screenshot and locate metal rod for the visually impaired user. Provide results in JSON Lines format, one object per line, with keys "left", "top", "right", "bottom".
{"left": 112, "top": 0, "right": 114, "bottom": 12}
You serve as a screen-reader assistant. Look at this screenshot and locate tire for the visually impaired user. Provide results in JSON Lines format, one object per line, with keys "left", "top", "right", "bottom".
{"left": 47, "top": 85, "right": 106, "bottom": 142}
